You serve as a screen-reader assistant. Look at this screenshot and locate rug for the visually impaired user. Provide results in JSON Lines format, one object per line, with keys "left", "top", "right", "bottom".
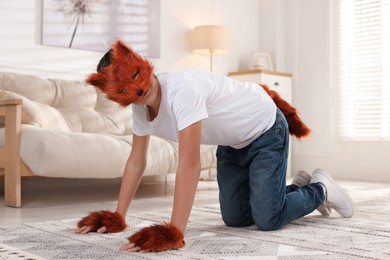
{"left": 1, "top": 186, "right": 390, "bottom": 260}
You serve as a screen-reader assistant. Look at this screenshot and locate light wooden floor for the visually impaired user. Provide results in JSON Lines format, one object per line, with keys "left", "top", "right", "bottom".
{"left": 1, "top": 174, "right": 388, "bottom": 226}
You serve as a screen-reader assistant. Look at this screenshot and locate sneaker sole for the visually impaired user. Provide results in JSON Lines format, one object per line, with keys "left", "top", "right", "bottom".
{"left": 317, "top": 203, "right": 331, "bottom": 216}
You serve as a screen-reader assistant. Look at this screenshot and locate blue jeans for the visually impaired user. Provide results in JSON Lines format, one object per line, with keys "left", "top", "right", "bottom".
{"left": 216, "top": 109, "right": 325, "bottom": 231}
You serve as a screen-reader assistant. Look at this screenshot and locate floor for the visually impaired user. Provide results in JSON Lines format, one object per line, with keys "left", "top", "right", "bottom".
{"left": 0, "top": 174, "right": 219, "bottom": 226}
{"left": 1, "top": 174, "right": 389, "bottom": 227}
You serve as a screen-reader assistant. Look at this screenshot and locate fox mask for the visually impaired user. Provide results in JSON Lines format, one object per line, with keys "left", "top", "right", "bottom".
{"left": 86, "top": 40, "right": 154, "bottom": 107}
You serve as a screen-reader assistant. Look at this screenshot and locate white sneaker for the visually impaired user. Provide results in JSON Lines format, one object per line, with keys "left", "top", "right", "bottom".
{"left": 310, "top": 168, "right": 354, "bottom": 218}
{"left": 292, "top": 170, "right": 332, "bottom": 216}
{"left": 291, "top": 170, "right": 311, "bottom": 187}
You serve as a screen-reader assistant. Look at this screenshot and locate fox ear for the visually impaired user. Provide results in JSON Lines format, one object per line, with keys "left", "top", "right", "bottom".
{"left": 113, "top": 40, "right": 139, "bottom": 60}
{"left": 86, "top": 72, "right": 108, "bottom": 91}
{"left": 114, "top": 40, "right": 130, "bottom": 54}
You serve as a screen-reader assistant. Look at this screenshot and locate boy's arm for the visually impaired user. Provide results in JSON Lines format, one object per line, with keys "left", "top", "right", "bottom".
{"left": 76, "top": 134, "right": 149, "bottom": 234}
{"left": 171, "top": 120, "right": 202, "bottom": 232}
{"left": 116, "top": 134, "right": 150, "bottom": 216}
{"left": 122, "top": 121, "right": 202, "bottom": 252}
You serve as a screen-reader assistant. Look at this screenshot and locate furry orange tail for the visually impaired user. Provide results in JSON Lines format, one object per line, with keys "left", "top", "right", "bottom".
{"left": 261, "top": 84, "right": 310, "bottom": 139}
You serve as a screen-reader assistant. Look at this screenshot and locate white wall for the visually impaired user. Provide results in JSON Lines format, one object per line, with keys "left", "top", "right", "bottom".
{"left": 260, "top": 0, "right": 390, "bottom": 182}
{"left": 0, "top": 0, "right": 261, "bottom": 80}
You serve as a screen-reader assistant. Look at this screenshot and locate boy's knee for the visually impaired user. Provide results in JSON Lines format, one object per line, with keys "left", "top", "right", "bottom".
{"left": 253, "top": 216, "right": 284, "bottom": 231}
{"left": 223, "top": 215, "right": 283, "bottom": 230}
{"left": 255, "top": 220, "right": 279, "bottom": 231}
{"left": 222, "top": 214, "right": 253, "bottom": 227}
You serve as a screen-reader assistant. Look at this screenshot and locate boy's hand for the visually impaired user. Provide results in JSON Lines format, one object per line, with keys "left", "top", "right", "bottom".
{"left": 76, "top": 225, "right": 108, "bottom": 234}
{"left": 75, "top": 210, "right": 127, "bottom": 234}
{"left": 121, "top": 222, "right": 185, "bottom": 252}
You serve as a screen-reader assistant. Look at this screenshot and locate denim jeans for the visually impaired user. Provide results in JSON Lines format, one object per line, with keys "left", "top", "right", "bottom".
{"left": 216, "top": 108, "right": 325, "bottom": 231}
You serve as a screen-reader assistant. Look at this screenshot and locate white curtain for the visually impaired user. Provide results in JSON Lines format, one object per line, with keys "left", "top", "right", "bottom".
{"left": 336, "top": 0, "right": 390, "bottom": 140}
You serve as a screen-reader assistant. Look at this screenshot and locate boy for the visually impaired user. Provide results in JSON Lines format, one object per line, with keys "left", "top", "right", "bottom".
{"left": 76, "top": 40, "right": 354, "bottom": 252}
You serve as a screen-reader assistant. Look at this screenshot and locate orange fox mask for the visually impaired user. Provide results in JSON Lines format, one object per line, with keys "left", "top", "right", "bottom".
{"left": 86, "top": 40, "right": 154, "bottom": 107}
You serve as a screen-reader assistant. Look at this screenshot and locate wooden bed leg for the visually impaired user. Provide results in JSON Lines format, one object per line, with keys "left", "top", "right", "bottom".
{"left": 4, "top": 161, "right": 21, "bottom": 208}
{"left": 3, "top": 100, "right": 22, "bottom": 207}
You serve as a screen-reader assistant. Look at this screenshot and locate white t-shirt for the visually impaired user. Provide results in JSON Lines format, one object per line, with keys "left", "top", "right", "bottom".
{"left": 132, "top": 70, "right": 276, "bottom": 149}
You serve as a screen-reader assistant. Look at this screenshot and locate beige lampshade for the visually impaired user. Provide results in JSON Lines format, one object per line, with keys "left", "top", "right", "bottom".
{"left": 190, "top": 25, "right": 230, "bottom": 54}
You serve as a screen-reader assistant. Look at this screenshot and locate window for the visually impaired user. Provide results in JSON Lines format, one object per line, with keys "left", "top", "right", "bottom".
{"left": 336, "top": 0, "right": 390, "bottom": 140}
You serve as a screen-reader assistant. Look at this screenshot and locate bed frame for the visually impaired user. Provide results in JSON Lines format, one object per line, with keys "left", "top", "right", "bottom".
{"left": 0, "top": 99, "right": 34, "bottom": 207}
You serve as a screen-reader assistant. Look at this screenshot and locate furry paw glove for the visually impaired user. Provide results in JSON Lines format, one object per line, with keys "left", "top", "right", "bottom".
{"left": 128, "top": 223, "right": 185, "bottom": 252}
{"left": 77, "top": 210, "right": 127, "bottom": 233}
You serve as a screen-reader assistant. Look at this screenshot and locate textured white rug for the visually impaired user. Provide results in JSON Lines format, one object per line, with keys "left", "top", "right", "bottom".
{"left": 1, "top": 186, "right": 390, "bottom": 260}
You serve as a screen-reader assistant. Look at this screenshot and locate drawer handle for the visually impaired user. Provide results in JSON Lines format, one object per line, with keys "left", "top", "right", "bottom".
{"left": 274, "top": 82, "right": 280, "bottom": 87}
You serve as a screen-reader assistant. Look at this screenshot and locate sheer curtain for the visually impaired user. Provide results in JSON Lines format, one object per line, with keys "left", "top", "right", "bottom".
{"left": 336, "top": 0, "right": 390, "bottom": 140}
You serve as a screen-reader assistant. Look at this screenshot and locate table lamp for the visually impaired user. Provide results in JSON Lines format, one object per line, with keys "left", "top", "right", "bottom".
{"left": 190, "top": 25, "right": 230, "bottom": 71}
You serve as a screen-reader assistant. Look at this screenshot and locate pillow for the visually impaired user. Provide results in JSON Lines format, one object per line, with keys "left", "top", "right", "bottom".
{"left": 0, "top": 90, "right": 33, "bottom": 126}
{"left": 49, "top": 79, "right": 97, "bottom": 108}
{"left": 0, "top": 71, "right": 55, "bottom": 104}
{"left": 0, "top": 90, "right": 70, "bottom": 132}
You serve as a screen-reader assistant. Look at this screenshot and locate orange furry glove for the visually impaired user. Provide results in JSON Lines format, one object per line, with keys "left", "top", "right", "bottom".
{"left": 77, "top": 210, "right": 127, "bottom": 233}
{"left": 128, "top": 223, "right": 185, "bottom": 252}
